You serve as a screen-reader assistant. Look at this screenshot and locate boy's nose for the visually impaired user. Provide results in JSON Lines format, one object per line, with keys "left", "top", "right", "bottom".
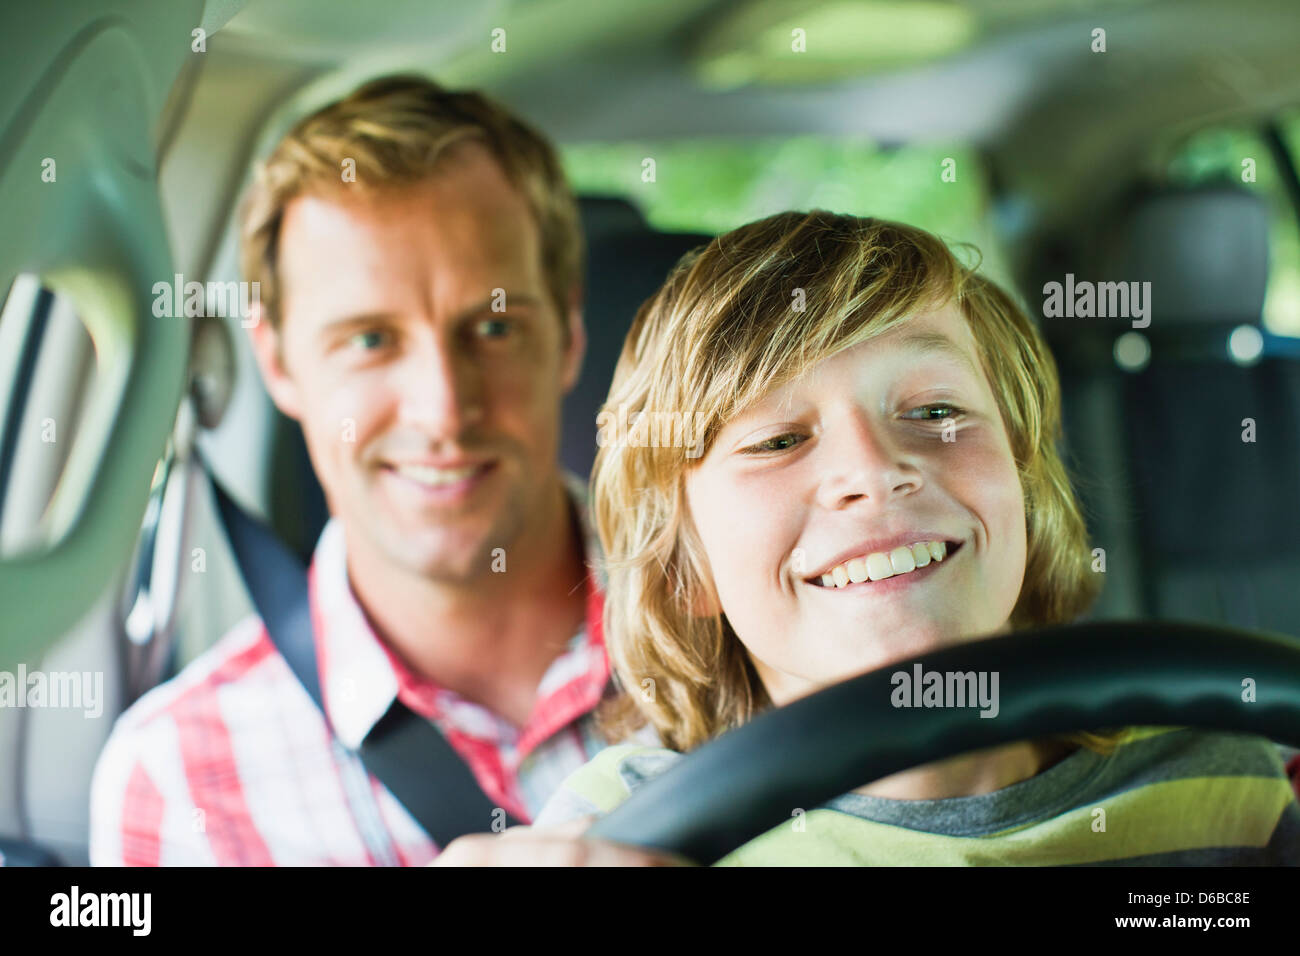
{"left": 816, "top": 410, "right": 922, "bottom": 510}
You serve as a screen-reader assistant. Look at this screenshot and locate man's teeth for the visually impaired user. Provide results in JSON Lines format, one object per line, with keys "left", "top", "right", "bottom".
{"left": 817, "top": 541, "right": 947, "bottom": 588}
{"left": 392, "top": 464, "right": 479, "bottom": 487}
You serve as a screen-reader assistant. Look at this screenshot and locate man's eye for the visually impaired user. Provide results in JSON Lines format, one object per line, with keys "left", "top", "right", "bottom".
{"left": 903, "top": 403, "right": 964, "bottom": 421}
{"left": 741, "top": 432, "right": 806, "bottom": 454}
{"left": 473, "top": 317, "right": 512, "bottom": 339}
{"left": 348, "top": 330, "right": 391, "bottom": 351}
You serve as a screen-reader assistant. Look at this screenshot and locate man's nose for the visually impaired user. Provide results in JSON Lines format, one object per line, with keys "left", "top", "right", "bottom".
{"left": 397, "top": 336, "right": 483, "bottom": 439}
{"left": 814, "top": 409, "right": 922, "bottom": 510}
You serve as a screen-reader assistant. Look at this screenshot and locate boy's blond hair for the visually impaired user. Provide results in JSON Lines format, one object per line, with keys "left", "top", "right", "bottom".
{"left": 593, "top": 210, "right": 1111, "bottom": 754}
{"left": 238, "top": 74, "right": 582, "bottom": 332}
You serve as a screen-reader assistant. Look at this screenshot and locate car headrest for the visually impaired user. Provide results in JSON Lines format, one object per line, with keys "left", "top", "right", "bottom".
{"left": 189, "top": 315, "right": 236, "bottom": 429}
{"left": 579, "top": 196, "right": 650, "bottom": 242}
{"left": 561, "top": 223, "right": 711, "bottom": 479}
{"left": 1099, "top": 184, "right": 1269, "bottom": 326}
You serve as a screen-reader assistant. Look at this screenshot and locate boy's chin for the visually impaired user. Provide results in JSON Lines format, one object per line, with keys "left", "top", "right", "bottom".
{"left": 821, "top": 622, "right": 965, "bottom": 677}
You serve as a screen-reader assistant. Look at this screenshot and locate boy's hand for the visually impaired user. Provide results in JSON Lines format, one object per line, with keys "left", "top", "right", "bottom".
{"left": 430, "top": 816, "right": 688, "bottom": 867}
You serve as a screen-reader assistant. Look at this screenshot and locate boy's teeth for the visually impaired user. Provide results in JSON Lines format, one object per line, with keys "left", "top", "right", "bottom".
{"left": 816, "top": 540, "right": 950, "bottom": 589}
{"left": 865, "top": 553, "right": 893, "bottom": 581}
{"left": 889, "top": 546, "right": 916, "bottom": 575}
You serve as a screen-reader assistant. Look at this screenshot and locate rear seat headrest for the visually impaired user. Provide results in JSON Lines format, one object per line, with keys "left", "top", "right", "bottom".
{"left": 560, "top": 208, "right": 711, "bottom": 478}
{"left": 579, "top": 196, "right": 650, "bottom": 241}
{"left": 189, "top": 315, "right": 235, "bottom": 429}
{"left": 1100, "top": 184, "right": 1269, "bottom": 326}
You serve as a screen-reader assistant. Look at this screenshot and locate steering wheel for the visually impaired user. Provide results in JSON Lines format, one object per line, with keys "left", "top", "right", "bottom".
{"left": 585, "top": 620, "right": 1300, "bottom": 865}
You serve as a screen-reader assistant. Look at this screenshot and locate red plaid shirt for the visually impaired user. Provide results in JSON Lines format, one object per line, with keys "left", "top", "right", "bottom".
{"left": 90, "top": 482, "right": 615, "bottom": 866}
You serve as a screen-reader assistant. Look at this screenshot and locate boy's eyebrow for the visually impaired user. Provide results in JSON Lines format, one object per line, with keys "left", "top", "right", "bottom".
{"left": 893, "top": 329, "right": 981, "bottom": 377}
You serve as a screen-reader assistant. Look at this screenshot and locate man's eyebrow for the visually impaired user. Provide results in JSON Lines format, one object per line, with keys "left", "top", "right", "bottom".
{"left": 451, "top": 292, "right": 544, "bottom": 323}
{"left": 316, "top": 293, "right": 545, "bottom": 337}
{"left": 316, "top": 312, "right": 398, "bottom": 340}
{"left": 894, "top": 329, "right": 981, "bottom": 376}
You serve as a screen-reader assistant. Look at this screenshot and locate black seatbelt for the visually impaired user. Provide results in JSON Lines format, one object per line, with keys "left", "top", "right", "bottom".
{"left": 206, "top": 469, "right": 521, "bottom": 848}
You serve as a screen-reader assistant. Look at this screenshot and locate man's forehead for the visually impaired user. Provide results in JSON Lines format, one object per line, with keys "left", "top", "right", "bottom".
{"left": 276, "top": 164, "right": 542, "bottom": 299}
{"left": 283, "top": 168, "right": 529, "bottom": 236}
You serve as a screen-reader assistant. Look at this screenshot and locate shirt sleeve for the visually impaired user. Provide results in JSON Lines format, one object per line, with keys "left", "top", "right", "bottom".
{"left": 89, "top": 715, "right": 216, "bottom": 866}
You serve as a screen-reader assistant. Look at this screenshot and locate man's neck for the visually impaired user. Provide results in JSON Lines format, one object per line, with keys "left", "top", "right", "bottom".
{"left": 342, "top": 477, "right": 588, "bottom": 728}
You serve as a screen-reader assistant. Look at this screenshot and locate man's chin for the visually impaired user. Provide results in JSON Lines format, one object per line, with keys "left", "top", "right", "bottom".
{"left": 380, "top": 532, "right": 501, "bottom": 582}
{"left": 346, "top": 464, "right": 534, "bottom": 582}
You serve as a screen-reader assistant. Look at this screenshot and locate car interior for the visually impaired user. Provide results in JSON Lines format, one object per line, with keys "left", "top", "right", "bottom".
{"left": 2, "top": 0, "right": 1300, "bottom": 866}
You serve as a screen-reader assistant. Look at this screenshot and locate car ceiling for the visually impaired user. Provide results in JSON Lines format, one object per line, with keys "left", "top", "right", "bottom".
{"left": 171, "top": 0, "right": 1300, "bottom": 263}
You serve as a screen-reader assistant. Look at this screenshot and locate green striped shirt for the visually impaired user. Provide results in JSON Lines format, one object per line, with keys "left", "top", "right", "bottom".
{"left": 532, "top": 727, "right": 1300, "bottom": 865}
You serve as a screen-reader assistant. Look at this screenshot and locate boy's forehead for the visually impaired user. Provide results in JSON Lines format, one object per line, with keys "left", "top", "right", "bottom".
{"left": 752, "top": 303, "right": 979, "bottom": 406}
{"left": 882, "top": 303, "right": 983, "bottom": 373}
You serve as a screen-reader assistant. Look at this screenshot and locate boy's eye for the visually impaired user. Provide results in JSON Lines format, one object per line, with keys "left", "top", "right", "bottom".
{"left": 741, "top": 432, "right": 807, "bottom": 454}
{"left": 902, "top": 403, "right": 965, "bottom": 422}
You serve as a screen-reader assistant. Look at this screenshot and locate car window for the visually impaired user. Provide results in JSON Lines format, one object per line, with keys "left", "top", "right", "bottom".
{"left": 563, "top": 138, "right": 1012, "bottom": 287}
{"left": 0, "top": 275, "right": 106, "bottom": 559}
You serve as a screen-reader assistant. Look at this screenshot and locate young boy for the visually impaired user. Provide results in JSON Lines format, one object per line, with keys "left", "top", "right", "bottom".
{"left": 436, "top": 211, "right": 1300, "bottom": 866}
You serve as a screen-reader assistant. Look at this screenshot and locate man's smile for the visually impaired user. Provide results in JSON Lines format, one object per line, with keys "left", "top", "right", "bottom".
{"left": 379, "top": 459, "right": 498, "bottom": 506}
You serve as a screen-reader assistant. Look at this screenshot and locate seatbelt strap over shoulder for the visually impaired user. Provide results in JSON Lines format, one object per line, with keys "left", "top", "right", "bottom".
{"left": 207, "top": 471, "right": 521, "bottom": 849}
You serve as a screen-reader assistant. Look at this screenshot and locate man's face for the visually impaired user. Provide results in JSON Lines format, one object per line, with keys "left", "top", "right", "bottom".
{"left": 683, "top": 303, "right": 1026, "bottom": 705}
{"left": 249, "top": 142, "right": 583, "bottom": 582}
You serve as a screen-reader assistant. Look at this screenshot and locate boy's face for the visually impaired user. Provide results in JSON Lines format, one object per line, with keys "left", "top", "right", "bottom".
{"left": 684, "top": 302, "right": 1026, "bottom": 705}
{"left": 248, "top": 142, "right": 584, "bottom": 583}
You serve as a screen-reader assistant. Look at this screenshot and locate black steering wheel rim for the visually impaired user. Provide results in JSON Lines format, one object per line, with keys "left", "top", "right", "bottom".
{"left": 585, "top": 620, "right": 1300, "bottom": 865}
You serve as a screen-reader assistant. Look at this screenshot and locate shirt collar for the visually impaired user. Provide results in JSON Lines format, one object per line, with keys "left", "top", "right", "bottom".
{"left": 307, "top": 472, "right": 606, "bottom": 750}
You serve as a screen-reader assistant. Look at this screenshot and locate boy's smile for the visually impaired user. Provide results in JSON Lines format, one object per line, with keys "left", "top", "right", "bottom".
{"left": 804, "top": 536, "right": 961, "bottom": 590}
{"left": 684, "top": 302, "right": 1027, "bottom": 706}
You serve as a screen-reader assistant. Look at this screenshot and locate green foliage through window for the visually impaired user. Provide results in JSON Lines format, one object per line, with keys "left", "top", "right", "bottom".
{"left": 563, "top": 138, "right": 1011, "bottom": 287}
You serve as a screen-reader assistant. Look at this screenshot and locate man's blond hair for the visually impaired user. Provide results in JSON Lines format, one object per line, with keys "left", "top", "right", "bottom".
{"left": 592, "top": 210, "right": 1119, "bottom": 755}
{"left": 238, "top": 74, "right": 582, "bottom": 331}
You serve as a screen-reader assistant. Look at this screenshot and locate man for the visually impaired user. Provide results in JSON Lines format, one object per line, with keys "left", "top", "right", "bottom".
{"left": 90, "top": 75, "right": 626, "bottom": 865}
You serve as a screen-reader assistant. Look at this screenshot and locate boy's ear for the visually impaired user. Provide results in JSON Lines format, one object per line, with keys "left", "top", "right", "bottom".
{"left": 559, "top": 284, "right": 586, "bottom": 394}
{"left": 245, "top": 302, "right": 303, "bottom": 421}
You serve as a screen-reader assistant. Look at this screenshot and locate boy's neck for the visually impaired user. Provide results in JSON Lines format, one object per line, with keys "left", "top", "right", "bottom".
{"left": 852, "top": 737, "right": 1078, "bottom": 801}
